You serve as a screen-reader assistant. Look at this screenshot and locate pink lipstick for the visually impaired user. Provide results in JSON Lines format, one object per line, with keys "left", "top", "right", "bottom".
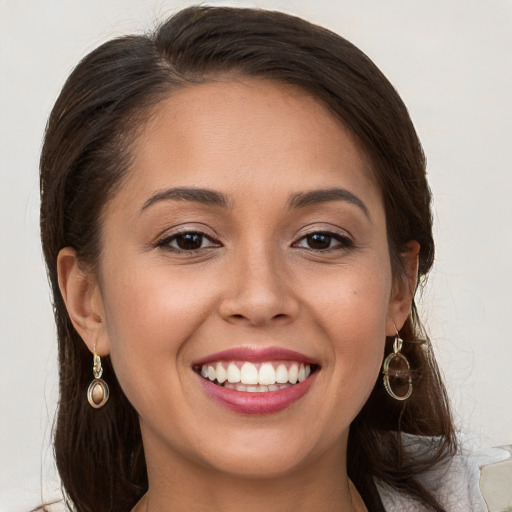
{"left": 193, "top": 347, "right": 319, "bottom": 415}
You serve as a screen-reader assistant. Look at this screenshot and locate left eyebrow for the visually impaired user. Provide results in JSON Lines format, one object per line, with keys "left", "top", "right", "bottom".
{"left": 140, "top": 187, "right": 229, "bottom": 213}
{"left": 287, "top": 188, "right": 371, "bottom": 220}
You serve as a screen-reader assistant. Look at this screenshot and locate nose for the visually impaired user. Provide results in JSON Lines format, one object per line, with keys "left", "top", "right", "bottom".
{"left": 218, "top": 245, "right": 300, "bottom": 327}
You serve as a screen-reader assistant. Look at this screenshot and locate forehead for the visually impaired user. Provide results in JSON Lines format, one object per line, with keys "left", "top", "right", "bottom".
{"left": 114, "top": 77, "right": 381, "bottom": 214}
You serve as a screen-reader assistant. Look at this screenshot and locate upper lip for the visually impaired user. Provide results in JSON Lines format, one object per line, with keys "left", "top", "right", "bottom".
{"left": 192, "top": 346, "right": 319, "bottom": 367}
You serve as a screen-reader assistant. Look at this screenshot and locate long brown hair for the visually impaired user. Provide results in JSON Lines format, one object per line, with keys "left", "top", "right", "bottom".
{"left": 40, "top": 6, "right": 456, "bottom": 511}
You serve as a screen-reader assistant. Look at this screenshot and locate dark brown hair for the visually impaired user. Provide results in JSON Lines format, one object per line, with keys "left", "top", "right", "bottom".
{"left": 40, "top": 6, "right": 456, "bottom": 511}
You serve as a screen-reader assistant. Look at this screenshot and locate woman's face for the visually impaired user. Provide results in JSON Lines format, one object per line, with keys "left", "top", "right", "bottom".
{"left": 80, "top": 78, "right": 414, "bottom": 479}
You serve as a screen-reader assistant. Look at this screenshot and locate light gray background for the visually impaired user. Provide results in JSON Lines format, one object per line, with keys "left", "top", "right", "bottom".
{"left": 1, "top": 0, "right": 511, "bottom": 509}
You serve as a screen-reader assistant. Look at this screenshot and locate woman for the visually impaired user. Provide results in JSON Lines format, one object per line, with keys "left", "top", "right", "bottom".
{"left": 39, "top": 5, "right": 468, "bottom": 511}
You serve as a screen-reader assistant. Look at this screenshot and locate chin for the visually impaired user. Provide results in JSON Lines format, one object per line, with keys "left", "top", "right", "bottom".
{"left": 191, "top": 422, "right": 347, "bottom": 481}
{"left": 204, "top": 447, "right": 315, "bottom": 480}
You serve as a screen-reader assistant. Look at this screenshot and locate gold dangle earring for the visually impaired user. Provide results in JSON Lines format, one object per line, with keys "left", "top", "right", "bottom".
{"left": 382, "top": 323, "right": 412, "bottom": 401}
{"left": 87, "top": 344, "right": 109, "bottom": 408}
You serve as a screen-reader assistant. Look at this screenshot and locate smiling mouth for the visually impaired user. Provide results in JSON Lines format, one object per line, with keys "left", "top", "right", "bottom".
{"left": 194, "top": 361, "right": 318, "bottom": 392}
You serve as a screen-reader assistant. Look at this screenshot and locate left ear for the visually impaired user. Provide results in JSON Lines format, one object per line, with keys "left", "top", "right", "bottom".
{"left": 386, "top": 241, "right": 420, "bottom": 336}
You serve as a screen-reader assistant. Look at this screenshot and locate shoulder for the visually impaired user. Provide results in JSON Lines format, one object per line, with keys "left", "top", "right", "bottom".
{"left": 480, "top": 445, "right": 512, "bottom": 512}
{"left": 376, "top": 435, "right": 511, "bottom": 512}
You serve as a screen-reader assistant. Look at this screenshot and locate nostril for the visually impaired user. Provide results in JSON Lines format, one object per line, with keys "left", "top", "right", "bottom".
{"left": 218, "top": 292, "right": 299, "bottom": 326}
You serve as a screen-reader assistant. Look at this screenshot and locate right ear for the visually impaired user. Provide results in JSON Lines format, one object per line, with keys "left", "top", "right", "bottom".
{"left": 57, "top": 247, "right": 109, "bottom": 355}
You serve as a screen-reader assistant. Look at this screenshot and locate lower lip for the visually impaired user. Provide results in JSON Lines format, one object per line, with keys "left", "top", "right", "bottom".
{"left": 197, "top": 373, "right": 317, "bottom": 415}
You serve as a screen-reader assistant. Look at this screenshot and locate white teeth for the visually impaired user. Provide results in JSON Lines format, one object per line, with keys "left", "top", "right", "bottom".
{"left": 298, "top": 364, "right": 306, "bottom": 382}
{"left": 216, "top": 362, "right": 227, "bottom": 383}
{"left": 275, "top": 364, "right": 288, "bottom": 384}
{"left": 240, "top": 362, "right": 259, "bottom": 385}
{"left": 288, "top": 363, "right": 299, "bottom": 384}
{"left": 220, "top": 382, "right": 295, "bottom": 392}
{"left": 227, "top": 363, "right": 241, "bottom": 383}
{"left": 258, "top": 363, "right": 276, "bottom": 385}
{"left": 200, "top": 361, "right": 313, "bottom": 389}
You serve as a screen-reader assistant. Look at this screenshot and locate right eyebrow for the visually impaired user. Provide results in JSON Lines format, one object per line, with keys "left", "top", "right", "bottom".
{"left": 287, "top": 187, "right": 371, "bottom": 220}
{"left": 140, "top": 187, "right": 229, "bottom": 213}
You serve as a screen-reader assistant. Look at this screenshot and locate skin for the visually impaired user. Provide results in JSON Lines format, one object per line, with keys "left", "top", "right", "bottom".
{"left": 58, "top": 78, "right": 418, "bottom": 511}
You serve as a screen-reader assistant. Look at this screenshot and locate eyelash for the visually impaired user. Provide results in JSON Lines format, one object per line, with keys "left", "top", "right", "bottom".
{"left": 156, "top": 229, "right": 353, "bottom": 254}
{"left": 292, "top": 231, "right": 354, "bottom": 251}
{"left": 156, "top": 230, "right": 219, "bottom": 253}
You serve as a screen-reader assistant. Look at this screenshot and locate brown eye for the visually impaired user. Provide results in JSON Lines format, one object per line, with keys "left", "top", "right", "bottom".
{"left": 306, "top": 233, "right": 332, "bottom": 250}
{"left": 157, "top": 231, "right": 218, "bottom": 252}
{"left": 294, "top": 231, "right": 353, "bottom": 251}
{"left": 175, "top": 233, "right": 204, "bottom": 250}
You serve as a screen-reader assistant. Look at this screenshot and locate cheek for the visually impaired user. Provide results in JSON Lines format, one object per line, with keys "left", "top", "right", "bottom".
{"left": 323, "top": 289, "right": 387, "bottom": 375}
{"left": 307, "top": 258, "right": 391, "bottom": 337}
{"left": 303, "top": 260, "right": 391, "bottom": 399}
{"left": 98, "top": 262, "right": 217, "bottom": 394}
